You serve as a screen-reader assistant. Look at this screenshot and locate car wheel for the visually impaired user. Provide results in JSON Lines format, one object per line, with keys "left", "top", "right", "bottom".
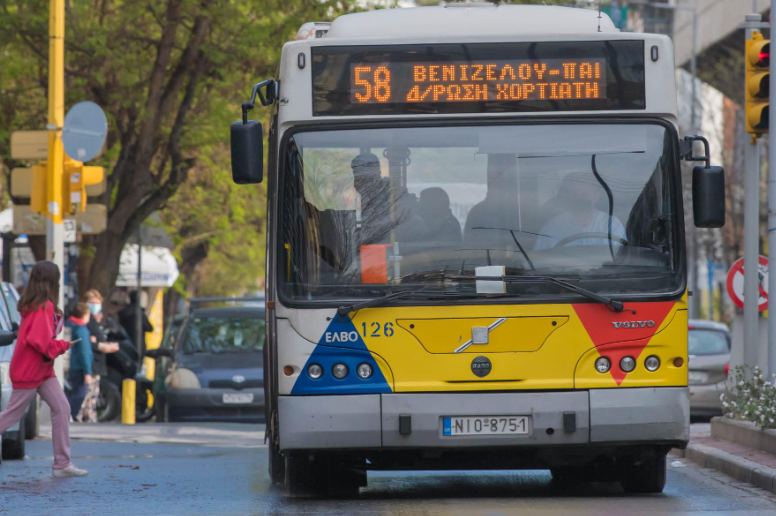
{"left": 621, "top": 453, "right": 667, "bottom": 494}
{"left": 97, "top": 379, "right": 121, "bottom": 422}
{"left": 24, "top": 395, "right": 39, "bottom": 440}
{"left": 2, "top": 417, "right": 26, "bottom": 460}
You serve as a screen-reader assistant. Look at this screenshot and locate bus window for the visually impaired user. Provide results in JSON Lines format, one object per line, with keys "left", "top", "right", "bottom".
{"left": 279, "top": 123, "right": 678, "bottom": 303}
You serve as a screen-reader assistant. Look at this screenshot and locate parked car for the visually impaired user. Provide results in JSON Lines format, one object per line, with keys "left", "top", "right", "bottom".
{"left": 154, "top": 299, "right": 265, "bottom": 423}
{"left": 0, "top": 282, "right": 33, "bottom": 461}
{"left": 688, "top": 319, "right": 731, "bottom": 418}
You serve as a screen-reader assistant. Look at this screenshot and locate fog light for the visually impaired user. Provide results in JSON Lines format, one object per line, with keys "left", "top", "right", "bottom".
{"left": 307, "top": 363, "right": 323, "bottom": 379}
{"left": 595, "top": 357, "right": 611, "bottom": 373}
{"left": 645, "top": 355, "right": 660, "bottom": 372}
{"left": 357, "top": 363, "right": 373, "bottom": 379}
{"left": 332, "top": 363, "right": 349, "bottom": 379}
{"left": 620, "top": 356, "right": 636, "bottom": 372}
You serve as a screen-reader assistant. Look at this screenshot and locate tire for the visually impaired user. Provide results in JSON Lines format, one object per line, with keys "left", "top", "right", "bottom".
{"left": 268, "top": 439, "right": 285, "bottom": 487}
{"left": 620, "top": 453, "right": 667, "bottom": 494}
{"left": 284, "top": 454, "right": 364, "bottom": 498}
{"left": 550, "top": 467, "right": 586, "bottom": 483}
{"left": 2, "top": 417, "right": 26, "bottom": 460}
{"left": 135, "top": 387, "right": 155, "bottom": 423}
{"left": 97, "top": 379, "right": 121, "bottom": 422}
{"left": 24, "top": 395, "right": 39, "bottom": 440}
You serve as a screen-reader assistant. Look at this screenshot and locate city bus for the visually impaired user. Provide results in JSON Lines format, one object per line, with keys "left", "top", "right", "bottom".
{"left": 229, "top": 4, "right": 725, "bottom": 496}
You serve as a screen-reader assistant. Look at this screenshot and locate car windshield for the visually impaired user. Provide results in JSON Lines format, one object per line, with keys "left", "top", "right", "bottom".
{"left": 279, "top": 123, "right": 680, "bottom": 302}
{"left": 182, "top": 316, "right": 265, "bottom": 354}
{"left": 688, "top": 329, "right": 730, "bottom": 356}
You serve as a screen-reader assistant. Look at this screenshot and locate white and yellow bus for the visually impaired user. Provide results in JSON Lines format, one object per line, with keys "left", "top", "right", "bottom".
{"left": 229, "top": 5, "right": 725, "bottom": 496}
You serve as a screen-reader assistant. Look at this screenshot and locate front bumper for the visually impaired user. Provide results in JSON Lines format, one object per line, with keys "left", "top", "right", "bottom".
{"left": 278, "top": 387, "right": 689, "bottom": 451}
{"left": 167, "top": 388, "right": 265, "bottom": 422}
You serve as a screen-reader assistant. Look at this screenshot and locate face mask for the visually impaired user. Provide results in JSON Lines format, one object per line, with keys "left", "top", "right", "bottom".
{"left": 88, "top": 303, "right": 102, "bottom": 316}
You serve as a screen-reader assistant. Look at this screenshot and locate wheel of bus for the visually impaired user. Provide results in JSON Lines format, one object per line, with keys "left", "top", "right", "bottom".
{"left": 550, "top": 466, "right": 586, "bottom": 484}
{"left": 284, "top": 453, "right": 326, "bottom": 496}
{"left": 620, "top": 453, "right": 666, "bottom": 494}
{"left": 268, "top": 438, "right": 285, "bottom": 488}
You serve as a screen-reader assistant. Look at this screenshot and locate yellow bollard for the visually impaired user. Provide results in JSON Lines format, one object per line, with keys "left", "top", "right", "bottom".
{"left": 122, "top": 379, "right": 136, "bottom": 425}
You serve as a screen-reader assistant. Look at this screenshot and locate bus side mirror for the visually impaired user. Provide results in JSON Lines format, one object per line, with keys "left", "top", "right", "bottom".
{"left": 230, "top": 120, "right": 264, "bottom": 184}
{"left": 692, "top": 165, "right": 725, "bottom": 228}
{"left": 0, "top": 330, "right": 15, "bottom": 347}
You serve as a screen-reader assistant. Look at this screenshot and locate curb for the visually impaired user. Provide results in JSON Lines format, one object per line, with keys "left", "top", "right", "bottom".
{"left": 675, "top": 443, "right": 776, "bottom": 494}
{"left": 711, "top": 417, "right": 776, "bottom": 456}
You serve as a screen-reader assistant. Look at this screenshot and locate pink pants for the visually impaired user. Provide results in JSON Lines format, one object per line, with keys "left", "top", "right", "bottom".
{"left": 0, "top": 377, "right": 71, "bottom": 470}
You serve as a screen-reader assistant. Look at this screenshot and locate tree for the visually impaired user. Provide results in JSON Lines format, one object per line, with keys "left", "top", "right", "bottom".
{"left": 0, "top": 0, "right": 355, "bottom": 299}
{"left": 161, "top": 144, "right": 266, "bottom": 317}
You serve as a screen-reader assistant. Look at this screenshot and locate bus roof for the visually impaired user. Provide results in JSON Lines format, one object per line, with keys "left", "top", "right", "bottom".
{"left": 323, "top": 5, "right": 618, "bottom": 40}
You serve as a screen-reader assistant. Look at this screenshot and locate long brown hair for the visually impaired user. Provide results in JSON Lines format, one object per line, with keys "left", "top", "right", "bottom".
{"left": 18, "top": 261, "right": 61, "bottom": 314}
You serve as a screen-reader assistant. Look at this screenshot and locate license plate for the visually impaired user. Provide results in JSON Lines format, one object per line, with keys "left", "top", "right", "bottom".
{"left": 223, "top": 393, "right": 254, "bottom": 404}
{"left": 443, "top": 416, "right": 529, "bottom": 436}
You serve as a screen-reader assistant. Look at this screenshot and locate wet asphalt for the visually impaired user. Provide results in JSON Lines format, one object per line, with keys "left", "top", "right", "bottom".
{"left": 2, "top": 425, "right": 776, "bottom": 515}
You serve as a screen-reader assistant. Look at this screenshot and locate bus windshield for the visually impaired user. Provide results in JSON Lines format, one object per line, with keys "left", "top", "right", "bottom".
{"left": 279, "top": 122, "right": 681, "bottom": 303}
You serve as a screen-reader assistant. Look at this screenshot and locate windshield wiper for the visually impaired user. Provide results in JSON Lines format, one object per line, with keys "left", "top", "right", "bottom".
{"left": 447, "top": 274, "right": 633, "bottom": 314}
{"left": 336, "top": 290, "right": 517, "bottom": 317}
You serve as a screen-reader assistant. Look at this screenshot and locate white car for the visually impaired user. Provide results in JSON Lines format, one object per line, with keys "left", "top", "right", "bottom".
{"left": 0, "top": 282, "right": 33, "bottom": 462}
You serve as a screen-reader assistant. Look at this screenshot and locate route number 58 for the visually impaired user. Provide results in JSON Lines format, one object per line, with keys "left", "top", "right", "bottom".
{"left": 353, "top": 66, "right": 392, "bottom": 103}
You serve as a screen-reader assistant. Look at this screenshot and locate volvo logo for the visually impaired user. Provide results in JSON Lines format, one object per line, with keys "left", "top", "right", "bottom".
{"left": 612, "top": 320, "right": 655, "bottom": 329}
{"left": 471, "top": 356, "right": 492, "bottom": 378}
{"left": 232, "top": 375, "right": 246, "bottom": 384}
{"left": 455, "top": 318, "right": 507, "bottom": 353}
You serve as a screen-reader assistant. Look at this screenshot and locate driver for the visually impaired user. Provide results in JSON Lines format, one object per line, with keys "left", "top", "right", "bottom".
{"left": 533, "top": 174, "right": 626, "bottom": 250}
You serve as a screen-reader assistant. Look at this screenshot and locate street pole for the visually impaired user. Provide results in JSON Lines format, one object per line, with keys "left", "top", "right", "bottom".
{"left": 744, "top": 14, "right": 764, "bottom": 373}
{"left": 136, "top": 229, "right": 143, "bottom": 364}
{"left": 769, "top": 0, "right": 776, "bottom": 379}
{"left": 47, "top": 0, "right": 66, "bottom": 384}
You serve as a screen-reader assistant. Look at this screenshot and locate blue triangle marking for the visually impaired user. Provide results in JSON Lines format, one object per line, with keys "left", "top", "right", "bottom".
{"left": 291, "top": 316, "right": 392, "bottom": 395}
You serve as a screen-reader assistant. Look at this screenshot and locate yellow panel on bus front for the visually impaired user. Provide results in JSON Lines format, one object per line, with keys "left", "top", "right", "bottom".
{"left": 296, "top": 299, "right": 687, "bottom": 393}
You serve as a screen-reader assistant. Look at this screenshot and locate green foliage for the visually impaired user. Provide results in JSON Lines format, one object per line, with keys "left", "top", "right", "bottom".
{"left": 722, "top": 365, "right": 776, "bottom": 429}
{"left": 0, "top": 0, "right": 358, "bottom": 297}
{"left": 161, "top": 144, "right": 266, "bottom": 298}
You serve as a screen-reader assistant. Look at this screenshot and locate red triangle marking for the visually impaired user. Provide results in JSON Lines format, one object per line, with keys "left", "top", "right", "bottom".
{"left": 573, "top": 302, "right": 675, "bottom": 386}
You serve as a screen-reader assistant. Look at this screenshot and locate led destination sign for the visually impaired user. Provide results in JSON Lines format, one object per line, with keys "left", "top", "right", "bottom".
{"left": 311, "top": 41, "right": 645, "bottom": 116}
{"left": 350, "top": 59, "right": 606, "bottom": 104}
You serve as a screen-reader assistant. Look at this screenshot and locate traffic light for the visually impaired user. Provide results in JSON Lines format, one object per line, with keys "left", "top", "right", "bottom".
{"left": 746, "top": 31, "right": 770, "bottom": 134}
{"left": 30, "top": 163, "right": 47, "bottom": 214}
{"left": 63, "top": 158, "right": 104, "bottom": 215}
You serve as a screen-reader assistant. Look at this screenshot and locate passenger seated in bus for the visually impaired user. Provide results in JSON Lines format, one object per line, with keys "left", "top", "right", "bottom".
{"left": 352, "top": 152, "right": 392, "bottom": 245}
{"left": 418, "top": 187, "right": 461, "bottom": 242}
{"left": 533, "top": 174, "right": 626, "bottom": 250}
{"left": 464, "top": 154, "right": 521, "bottom": 246}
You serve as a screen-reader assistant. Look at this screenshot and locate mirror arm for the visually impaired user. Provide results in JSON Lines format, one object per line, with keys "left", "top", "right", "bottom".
{"left": 680, "top": 135, "right": 711, "bottom": 168}
{"left": 241, "top": 79, "right": 277, "bottom": 124}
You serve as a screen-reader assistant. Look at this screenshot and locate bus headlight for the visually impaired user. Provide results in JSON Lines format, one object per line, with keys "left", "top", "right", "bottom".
{"left": 595, "top": 357, "right": 610, "bottom": 373}
{"left": 356, "top": 363, "right": 373, "bottom": 379}
{"left": 332, "top": 363, "right": 349, "bottom": 379}
{"left": 644, "top": 355, "right": 660, "bottom": 372}
{"left": 620, "top": 356, "right": 636, "bottom": 373}
{"left": 307, "top": 363, "right": 323, "bottom": 379}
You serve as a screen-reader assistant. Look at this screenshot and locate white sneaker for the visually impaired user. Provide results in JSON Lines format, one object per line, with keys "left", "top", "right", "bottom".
{"left": 53, "top": 465, "right": 89, "bottom": 478}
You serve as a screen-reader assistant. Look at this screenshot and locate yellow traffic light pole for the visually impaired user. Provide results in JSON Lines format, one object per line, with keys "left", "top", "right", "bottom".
{"left": 46, "top": 0, "right": 66, "bottom": 383}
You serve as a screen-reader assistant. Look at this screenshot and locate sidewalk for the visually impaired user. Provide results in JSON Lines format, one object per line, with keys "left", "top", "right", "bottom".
{"left": 38, "top": 421, "right": 266, "bottom": 448}
{"left": 675, "top": 420, "right": 776, "bottom": 494}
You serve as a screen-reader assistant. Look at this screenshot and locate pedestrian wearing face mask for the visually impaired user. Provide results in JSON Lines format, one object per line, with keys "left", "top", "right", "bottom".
{"left": 79, "top": 290, "right": 119, "bottom": 423}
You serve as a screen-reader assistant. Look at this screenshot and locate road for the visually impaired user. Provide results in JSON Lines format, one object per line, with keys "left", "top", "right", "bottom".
{"left": 2, "top": 423, "right": 776, "bottom": 515}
